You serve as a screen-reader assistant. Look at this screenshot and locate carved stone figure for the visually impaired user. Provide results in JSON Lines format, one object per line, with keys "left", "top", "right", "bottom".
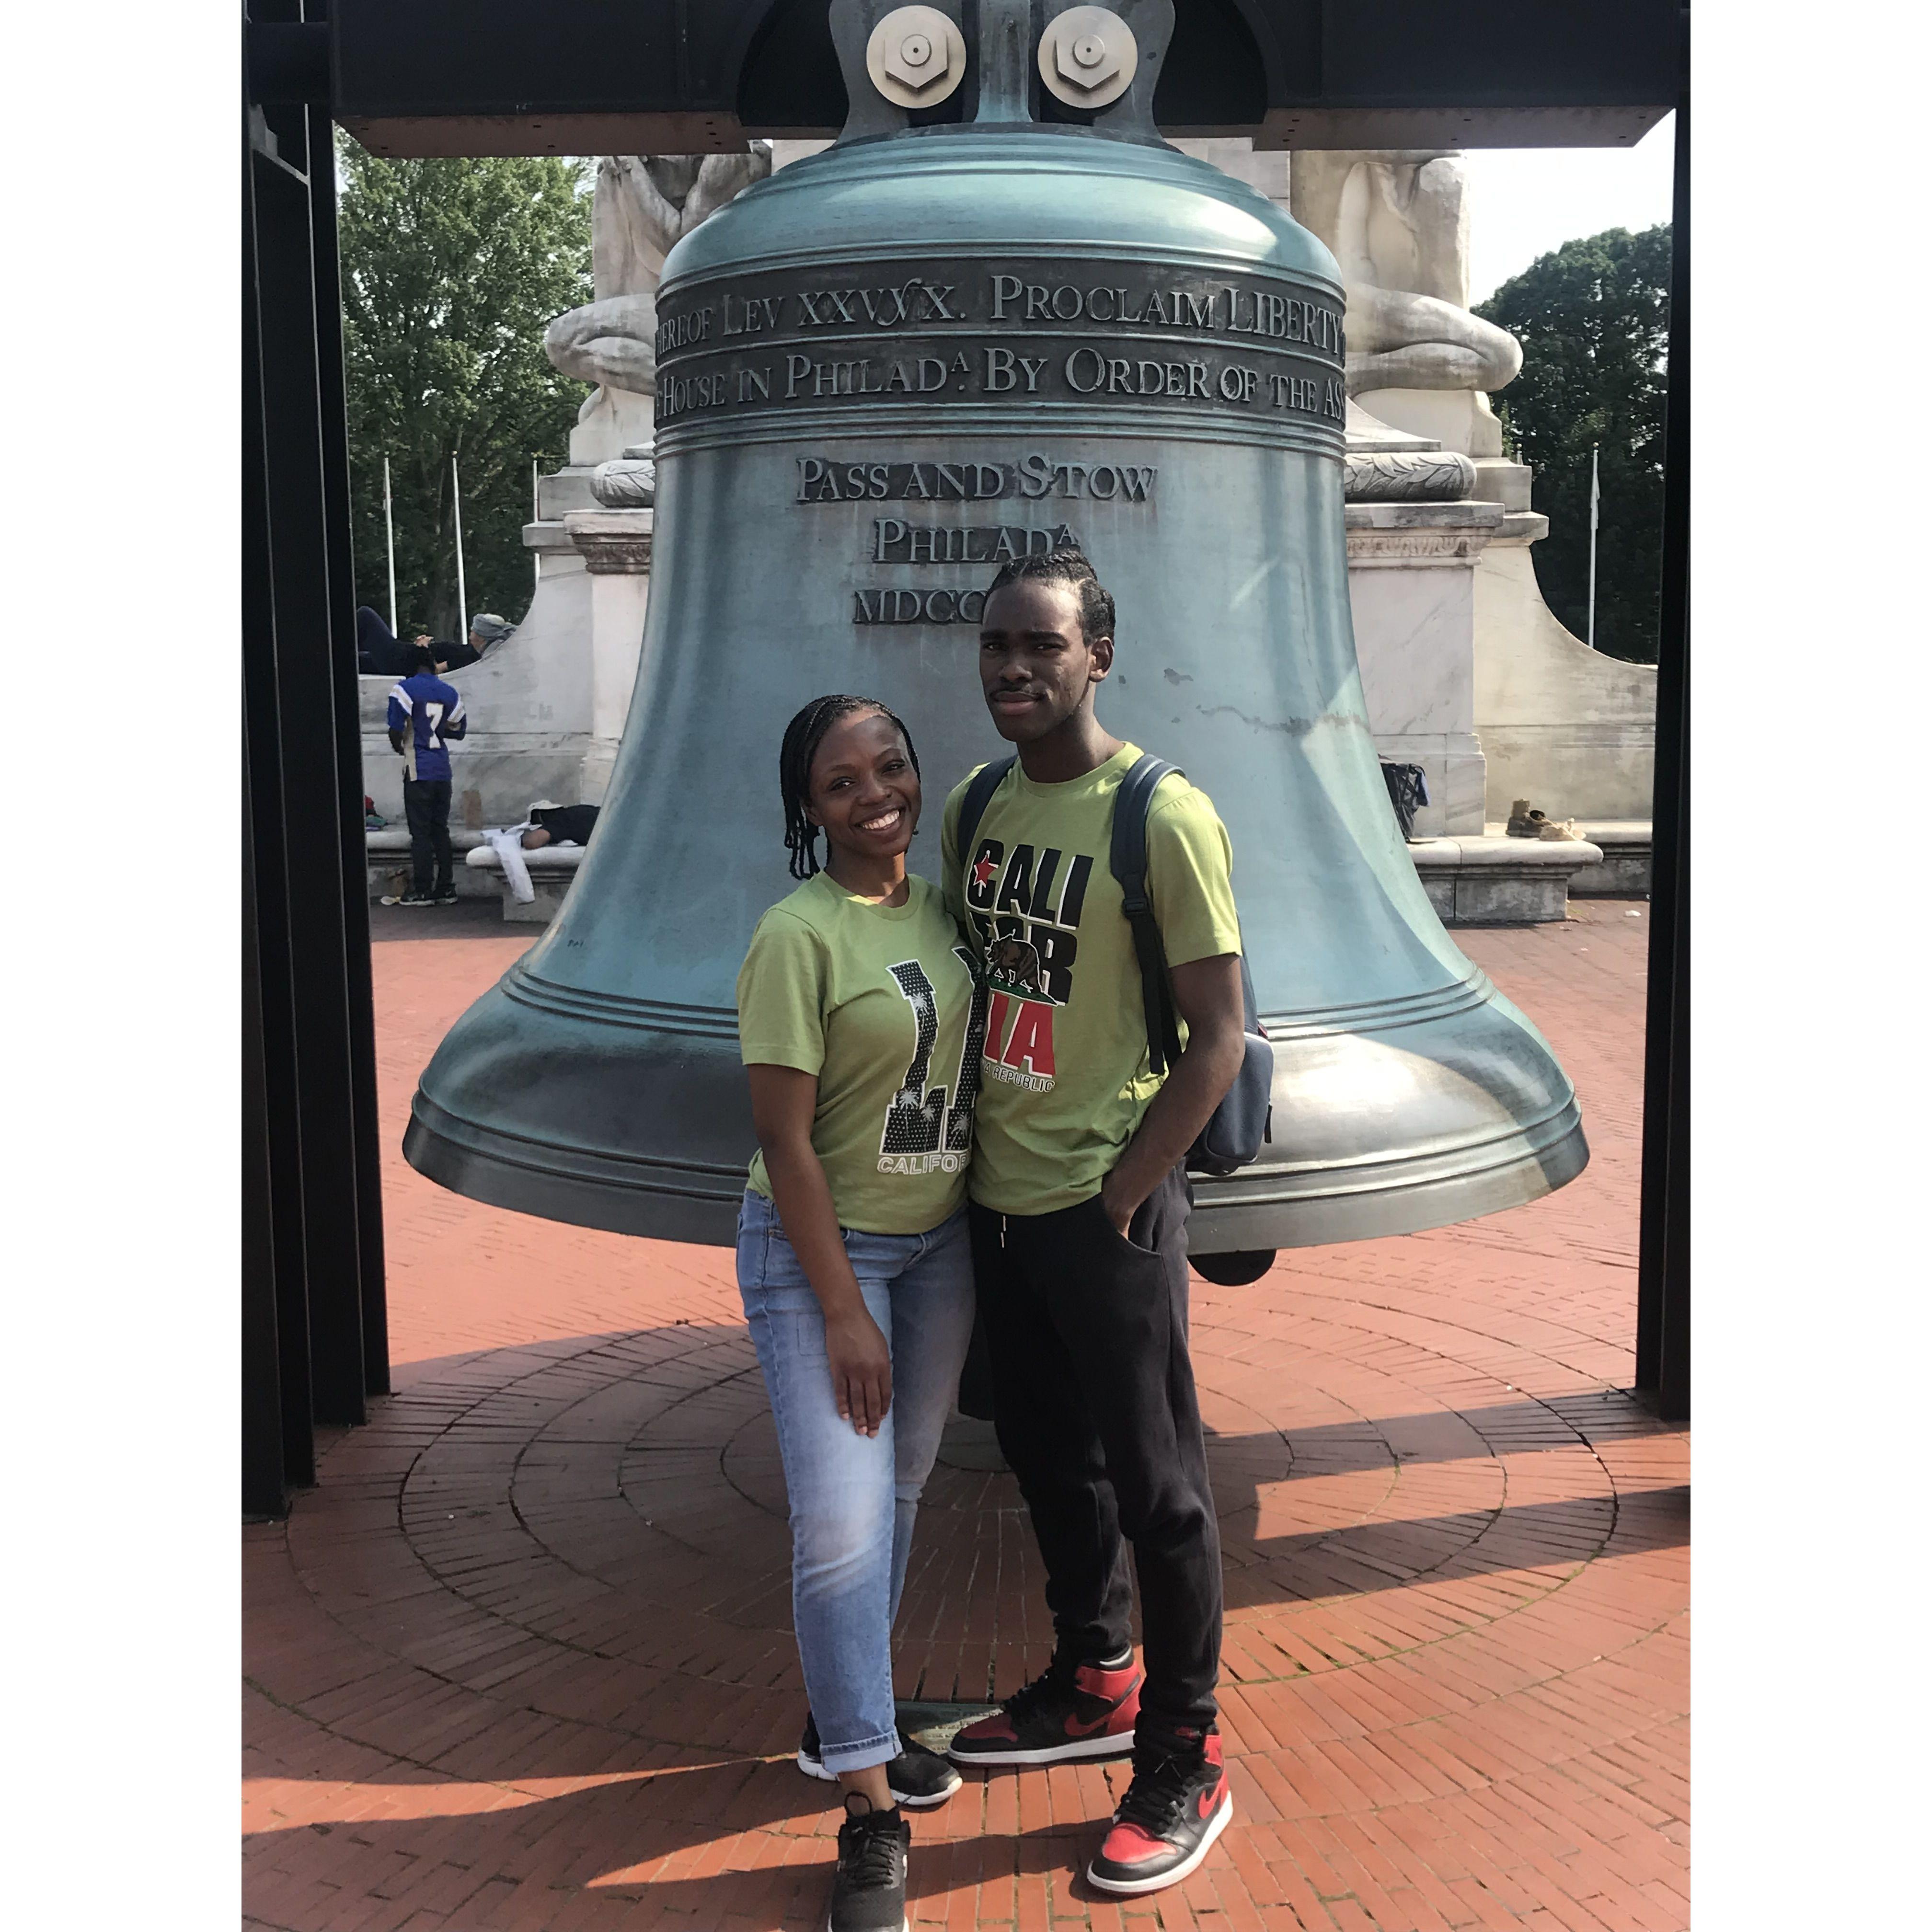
{"left": 545, "top": 150, "right": 773, "bottom": 404}
{"left": 1291, "top": 150, "right": 1521, "bottom": 395}
{"left": 590, "top": 446, "right": 658, "bottom": 508}
{"left": 1341, "top": 399, "right": 1477, "bottom": 502}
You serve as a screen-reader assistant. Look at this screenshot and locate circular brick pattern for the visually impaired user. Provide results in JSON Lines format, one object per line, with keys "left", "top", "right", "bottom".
{"left": 245, "top": 905, "right": 1687, "bottom": 1931}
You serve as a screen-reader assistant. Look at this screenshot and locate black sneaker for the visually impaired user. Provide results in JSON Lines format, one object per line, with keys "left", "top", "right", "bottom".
{"left": 827, "top": 1793, "right": 908, "bottom": 1932}
{"left": 386, "top": 890, "right": 437, "bottom": 907}
{"left": 1085, "top": 1730, "right": 1233, "bottom": 1896}
{"left": 434, "top": 889, "right": 460, "bottom": 905}
{"left": 798, "top": 1713, "right": 961, "bottom": 1809}
{"left": 946, "top": 1650, "right": 1140, "bottom": 1768}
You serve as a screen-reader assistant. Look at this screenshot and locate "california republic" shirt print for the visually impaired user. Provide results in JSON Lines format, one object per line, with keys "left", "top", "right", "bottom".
{"left": 737, "top": 872, "right": 984, "bottom": 1234}
{"left": 943, "top": 744, "right": 1242, "bottom": 1217}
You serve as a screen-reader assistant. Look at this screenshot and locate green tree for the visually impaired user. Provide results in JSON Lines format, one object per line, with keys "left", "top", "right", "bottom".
{"left": 1477, "top": 224, "right": 1672, "bottom": 664}
{"left": 337, "top": 141, "right": 591, "bottom": 640}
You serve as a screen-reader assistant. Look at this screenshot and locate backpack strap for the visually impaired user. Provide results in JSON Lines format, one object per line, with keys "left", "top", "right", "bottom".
{"left": 954, "top": 756, "right": 1016, "bottom": 878}
{"left": 1110, "top": 754, "right": 1184, "bottom": 1078}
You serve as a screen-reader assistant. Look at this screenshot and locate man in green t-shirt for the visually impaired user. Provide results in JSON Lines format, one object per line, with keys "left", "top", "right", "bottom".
{"left": 940, "top": 550, "right": 1248, "bottom": 1898}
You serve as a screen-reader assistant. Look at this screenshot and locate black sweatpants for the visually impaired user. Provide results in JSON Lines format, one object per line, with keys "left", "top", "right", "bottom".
{"left": 967, "top": 1165, "right": 1221, "bottom": 1742}
{"left": 403, "top": 778, "right": 453, "bottom": 896}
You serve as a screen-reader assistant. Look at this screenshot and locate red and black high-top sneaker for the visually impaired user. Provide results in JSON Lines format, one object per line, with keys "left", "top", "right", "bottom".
{"left": 946, "top": 1650, "right": 1141, "bottom": 1768}
{"left": 1085, "top": 1730, "right": 1233, "bottom": 1896}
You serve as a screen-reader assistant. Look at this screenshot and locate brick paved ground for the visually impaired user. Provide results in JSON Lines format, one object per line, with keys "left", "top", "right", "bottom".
{"left": 243, "top": 897, "right": 1687, "bottom": 1932}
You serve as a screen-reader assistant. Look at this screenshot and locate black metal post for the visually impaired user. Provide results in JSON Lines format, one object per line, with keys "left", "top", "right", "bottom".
{"left": 244, "top": 1, "right": 395, "bottom": 1513}
{"left": 244, "top": 98, "right": 317, "bottom": 1493}
{"left": 304, "top": 32, "right": 391, "bottom": 1399}
{"left": 242, "top": 708, "right": 289, "bottom": 1518}
{"left": 244, "top": 0, "right": 396, "bottom": 1510}
{"left": 250, "top": 121, "right": 369, "bottom": 1429}
{"left": 1635, "top": 49, "right": 1690, "bottom": 1420}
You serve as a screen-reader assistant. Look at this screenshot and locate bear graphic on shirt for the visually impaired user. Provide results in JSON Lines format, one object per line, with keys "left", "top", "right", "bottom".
{"left": 964, "top": 838, "right": 1094, "bottom": 1093}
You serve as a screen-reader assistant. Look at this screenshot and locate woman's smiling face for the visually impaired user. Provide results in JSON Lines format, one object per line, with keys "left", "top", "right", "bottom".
{"left": 807, "top": 708, "right": 921, "bottom": 864}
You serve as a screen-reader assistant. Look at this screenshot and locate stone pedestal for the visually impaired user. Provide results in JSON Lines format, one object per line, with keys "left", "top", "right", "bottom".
{"left": 569, "top": 385, "right": 654, "bottom": 468}
{"left": 531, "top": 387, "right": 657, "bottom": 522}
{"left": 562, "top": 509, "right": 654, "bottom": 804}
{"left": 1468, "top": 456, "right": 1533, "bottom": 513}
{"left": 359, "top": 509, "right": 653, "bottom": 832}
{"left": 1345, "top": 499, "right": 1503, "bottom": 836}
{"left": 1355, "top": 386, "right": 1506, "bottom": 459}
{"left": 1472, "top": 517, "right": 1658, "bottom": 822}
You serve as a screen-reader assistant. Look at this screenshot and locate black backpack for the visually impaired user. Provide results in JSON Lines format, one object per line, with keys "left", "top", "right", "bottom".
{"left": 1379, "top": 760, "right": 1430, "bottom": 841}
{"left": 954, "top": 752, "right": 1274, "bottom": 1177}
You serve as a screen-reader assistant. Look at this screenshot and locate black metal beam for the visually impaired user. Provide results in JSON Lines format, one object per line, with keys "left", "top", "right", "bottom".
{"left": 243, "top": 3, "right": 394, "bottom": 1510}
{"left": 242, "top": 699, "right": 289, "bottom": 1519}
{"left": 243, "top": 99, "right": 317, "bottom": 1498}
{"left": 1636, "top": 36, "right": 1689, "bottom": 1421}
{"left": 251, "top": 122, "right": 370, "bottom": 1430}
{"left": 304, "top": 26, "right": 392, "bottom": 1400}
{"left": 305, "top": 0, "right": 1678, "bottom": 155}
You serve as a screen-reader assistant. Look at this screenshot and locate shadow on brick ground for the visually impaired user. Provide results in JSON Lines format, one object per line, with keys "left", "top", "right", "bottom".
{"left": 242, "top": 1755, "right": 1115, "bottom": 1929}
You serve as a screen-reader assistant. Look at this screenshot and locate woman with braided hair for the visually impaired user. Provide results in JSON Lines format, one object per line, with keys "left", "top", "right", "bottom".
{"left": 734, "top": 694, "right": 984, "bottom": 1932}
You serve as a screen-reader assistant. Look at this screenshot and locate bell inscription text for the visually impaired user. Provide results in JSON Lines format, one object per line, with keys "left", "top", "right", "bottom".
{"left": 654, "top": 256, "right": 1346, "bottom": 436}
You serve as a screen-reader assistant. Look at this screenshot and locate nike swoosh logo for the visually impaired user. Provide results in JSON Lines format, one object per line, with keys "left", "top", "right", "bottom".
{"left": 1198, "top": 1780, "right": 1224, "bottom": 1818}
{"left": 1065, "top": 1710, "right": 1117, "bottom": 1737}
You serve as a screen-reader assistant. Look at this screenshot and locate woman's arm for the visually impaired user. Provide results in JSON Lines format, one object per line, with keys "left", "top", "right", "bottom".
{"left": 746, "top": 1064, "right": 894, "bottom": 1437}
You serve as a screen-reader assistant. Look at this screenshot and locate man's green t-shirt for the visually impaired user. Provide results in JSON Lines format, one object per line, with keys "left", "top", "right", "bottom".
{"left": 736, "top": 871, "right": 982, "bottom": 1235}
{"left": 941, "top": 742, "right": 1241, "bottom": 1216}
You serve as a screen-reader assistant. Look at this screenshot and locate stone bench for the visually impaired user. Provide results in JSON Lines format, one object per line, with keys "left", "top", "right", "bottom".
{"left": 377, "top": 822, "right": 1610, "bottom": 928}
{"left": 1472, "top": 820, "right": 1651, "bottom": 898}
{"left": 464, "top": 841, "right": 587, "bottom": 923}
{"left": 364, "top": 827, "right": 496, "bottom": 901}
{"left": 1569, "top": 821, "right": 1652, "bottom": 897}
{"left": 1407, "top": 834, "right": 1602, "bottom": 924}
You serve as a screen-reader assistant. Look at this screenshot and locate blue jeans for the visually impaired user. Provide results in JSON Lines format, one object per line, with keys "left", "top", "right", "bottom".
{"left": 736, "top": 1189, "right": 976, "bottom": 1774}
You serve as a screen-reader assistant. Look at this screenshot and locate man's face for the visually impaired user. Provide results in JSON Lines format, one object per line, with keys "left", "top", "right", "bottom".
{"left": 978, "top": 578, "right": 1113, "bottom": 743}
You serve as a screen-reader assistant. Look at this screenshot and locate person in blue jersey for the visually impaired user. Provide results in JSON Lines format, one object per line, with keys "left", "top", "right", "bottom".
{"left": 385, "top": 644, "right": 468, "bottom": 907}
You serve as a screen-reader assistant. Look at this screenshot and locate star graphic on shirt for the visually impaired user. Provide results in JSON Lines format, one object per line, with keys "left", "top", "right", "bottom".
{"left": 971, "top": 855, "right": 998, "bottom": 890}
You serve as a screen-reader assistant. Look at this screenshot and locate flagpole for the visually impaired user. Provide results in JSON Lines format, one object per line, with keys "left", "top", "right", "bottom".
{"left": 1586, "top": 442, "right": 1600, "bottom": 651}
{"left": 383, "top": 456, "right": 397, "bottom": 635}
{"left": 451, "top": 455, "right": 468, "bottom": 641}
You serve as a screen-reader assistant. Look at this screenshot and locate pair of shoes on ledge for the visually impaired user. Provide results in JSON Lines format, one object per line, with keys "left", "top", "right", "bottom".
{"left": 1506, "top": 800, "right": 1586, "bottom": 842}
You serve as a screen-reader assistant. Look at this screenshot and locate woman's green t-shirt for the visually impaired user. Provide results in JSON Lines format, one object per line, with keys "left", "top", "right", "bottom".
{"left": 736, "top": 871, "right": 982, "bottom": 1235}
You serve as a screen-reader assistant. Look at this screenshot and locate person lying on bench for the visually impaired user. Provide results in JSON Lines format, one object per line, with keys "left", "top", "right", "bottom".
{"left": 520, "top": 802, "right": 600, "bottom": 850}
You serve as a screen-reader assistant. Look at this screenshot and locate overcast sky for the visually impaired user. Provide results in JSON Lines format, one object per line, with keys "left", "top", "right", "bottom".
{"left": 1461, "top": 116, "right": 1677, "bottom": 306}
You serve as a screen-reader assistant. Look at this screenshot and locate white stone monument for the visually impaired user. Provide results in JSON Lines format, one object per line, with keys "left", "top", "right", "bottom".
{"left": 1186, "top": 139, "right": 1657, "bottom": 840}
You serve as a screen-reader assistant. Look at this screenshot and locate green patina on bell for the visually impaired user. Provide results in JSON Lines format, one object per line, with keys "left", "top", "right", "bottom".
{"left": 404, "top": 0, "right": 1586, "bottom": 1260}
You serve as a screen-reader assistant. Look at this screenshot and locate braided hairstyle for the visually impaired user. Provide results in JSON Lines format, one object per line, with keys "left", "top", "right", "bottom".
{"left": 984, "top": 545, "right": 1116, "bottom": 643}
{"left": 779, "top": 694, "right": 922, "bottom": 881}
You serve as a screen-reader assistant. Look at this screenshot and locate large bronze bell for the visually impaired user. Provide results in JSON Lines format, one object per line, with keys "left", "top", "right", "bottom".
{"left": 404, "top": 0, "right": 1587, "bottom": 1263}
